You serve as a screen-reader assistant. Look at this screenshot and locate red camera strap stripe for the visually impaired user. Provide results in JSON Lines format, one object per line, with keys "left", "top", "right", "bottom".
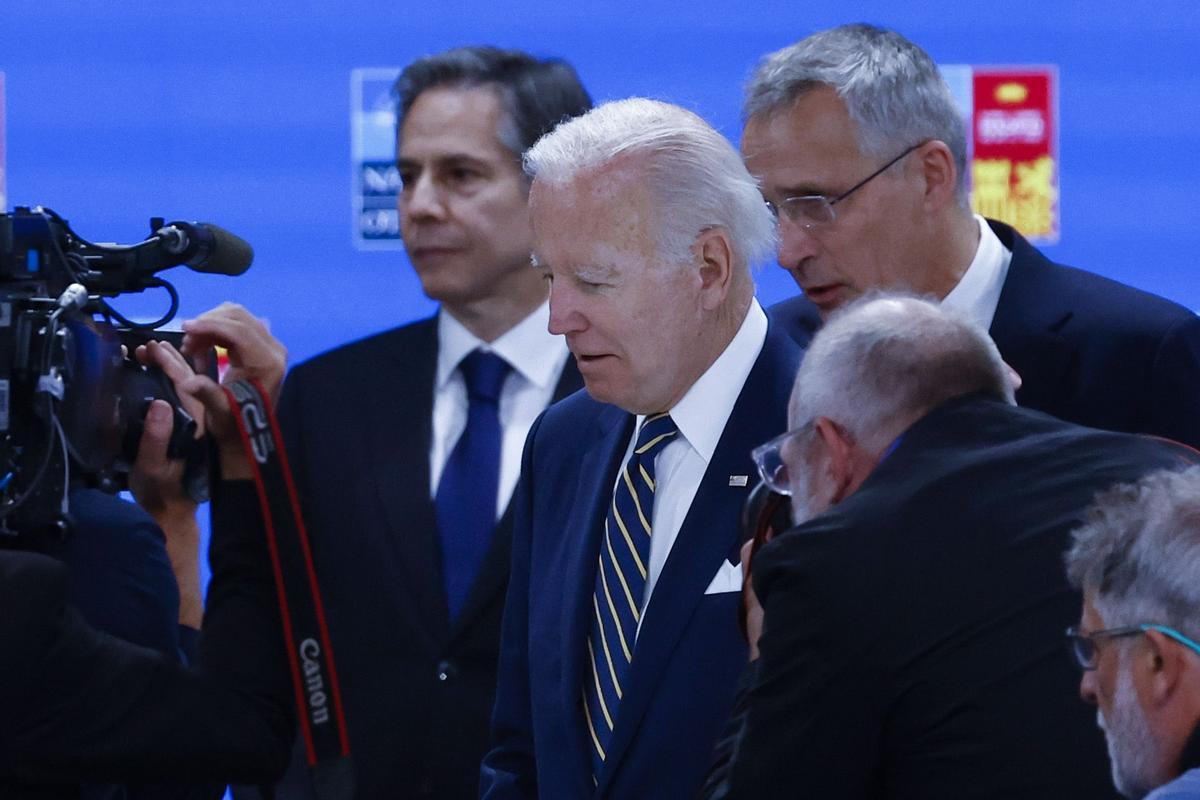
{"left": 224, "top": 378, "right": 353, "bottom": 799}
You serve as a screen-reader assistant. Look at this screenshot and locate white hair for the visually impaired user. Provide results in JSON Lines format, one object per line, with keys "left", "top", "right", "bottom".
{"left": 789, "top": 294, "right": 1013, "bottom": 453}
{"left": 1066, "top": 466, "right": 1200, "bottom": 637}
{"left": 523, "top": 97, "right": 777, "bottom": 270}
{"left": 744, "top": 24, "right": 969, "bottom": 204}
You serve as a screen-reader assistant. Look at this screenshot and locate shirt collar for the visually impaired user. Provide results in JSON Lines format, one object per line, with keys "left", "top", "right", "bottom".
{"left": 940, "top": 214, "right": 1012, "bottom": 330}
{"left": 636, "top": 299, "right": 768, "bottom": 464}
{"left": 436, "top": 300, "right": 566, "bottom": 389}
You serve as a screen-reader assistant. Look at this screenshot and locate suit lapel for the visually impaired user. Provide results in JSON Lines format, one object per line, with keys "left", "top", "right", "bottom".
{"left": 448, "top": 356, "right": 585, "bottom": 642}
{"left": 987, "top": 220, "right": 1078, "bottom": 416}
{"left": 597, "top": 328, "right": 798, "bottom": 790}
{"left": 559, "top": 404, "right": 635, "bottom": 759}
{"left": 362, "top": 318, "right": 450, "bottom": 641}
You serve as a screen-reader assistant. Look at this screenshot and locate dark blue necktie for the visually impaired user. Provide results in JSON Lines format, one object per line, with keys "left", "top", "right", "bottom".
{"left": 435, "top": 349, "right": 511, "bottom": 621}
{"left": 582, "top": 412, "right": 678, "bottom": 780}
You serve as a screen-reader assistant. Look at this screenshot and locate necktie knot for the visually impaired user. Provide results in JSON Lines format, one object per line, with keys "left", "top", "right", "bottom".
{"left": 459, "top": 349, "right": 511, "bottom": 405}
{"left": 632, "top": 412, "right": 678, "bottom": 461}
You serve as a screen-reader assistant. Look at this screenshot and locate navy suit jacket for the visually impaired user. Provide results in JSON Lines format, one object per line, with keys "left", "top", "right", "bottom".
{"left": 263, "top": 316, "right": 582, "bottom": 800}
{"left": 769, "top": 219, "right": 1200, "bottom": 448}
{"left": 481, "top": 324, "right": 801, "bottom": 799}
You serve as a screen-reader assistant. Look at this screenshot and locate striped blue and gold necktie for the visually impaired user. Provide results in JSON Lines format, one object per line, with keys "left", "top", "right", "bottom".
{"left": 583, "top": 412, "right": 678, "bottom": 780}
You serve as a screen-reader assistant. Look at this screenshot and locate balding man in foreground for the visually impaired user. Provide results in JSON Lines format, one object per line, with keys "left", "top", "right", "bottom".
{"left": 481, "top": 98, "right": 800, "bottom": 799}
{"left": 706, "top": 296, "right": 1197, "bottom": 799}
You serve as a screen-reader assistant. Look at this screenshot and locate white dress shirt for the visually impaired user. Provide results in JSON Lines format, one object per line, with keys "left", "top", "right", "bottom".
{"left": 940, "top": 214, "right": 1014, "bottom": 330}
{"left": 431, "top": 300, "right": 570, "bottom": 519}
{"left": 618, "top": 299, "right": 768, "bottom": 630}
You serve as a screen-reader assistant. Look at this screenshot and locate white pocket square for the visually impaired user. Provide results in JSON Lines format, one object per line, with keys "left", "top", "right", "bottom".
{"left": 704, "top": 559, "right": 744, "bottom": 595}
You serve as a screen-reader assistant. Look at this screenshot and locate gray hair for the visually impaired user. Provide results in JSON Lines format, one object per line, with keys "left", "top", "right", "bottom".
{"left": 744, "top": 24, "right": 968, "bottom": 202}
{"left": 523, "top": 97, "right": 777, "bottom": 270}
{"left": 790, "top": 294, "right": 1013, "bottom": 452}
{"left": 1066, "top": 467, "right": 1200, "bottom": 636}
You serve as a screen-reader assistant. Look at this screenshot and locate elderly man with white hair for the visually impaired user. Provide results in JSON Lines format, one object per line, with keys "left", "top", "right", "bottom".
{"left": 480, "top": 98, "right": 801, "bottom": 799}
{"left": 1066, "top": 467, "right": 1200, "bottom": 799}
{"left": 705, "top": 295, "right": 1197, "bottom": 800}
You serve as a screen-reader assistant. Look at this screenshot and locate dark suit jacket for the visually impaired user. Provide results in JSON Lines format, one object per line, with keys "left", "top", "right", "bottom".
{"left": 266, "top": 316, "right": 582, "bottom": 800}
{"left": 768, "top": 219, "right": 1200, "bottom": 448}
{"left": 705, "top": 396, "right": 1199, "bottom": 800}
{"left": 481, "top": 324, "right": 801, "bottom": 800}
{"left": 0, "top": 482, "right": 292, "bottom": 791}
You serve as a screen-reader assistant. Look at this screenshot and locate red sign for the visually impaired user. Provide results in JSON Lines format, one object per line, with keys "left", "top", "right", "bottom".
{"left": 969, "top": 68, "right": 1059, "bottom": 243}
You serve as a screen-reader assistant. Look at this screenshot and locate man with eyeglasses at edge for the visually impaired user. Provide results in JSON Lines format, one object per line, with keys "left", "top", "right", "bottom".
{"left": 1065, "top": 467, "right": 1200, "bottom": 799}
{"left": 744, "top": 24, "right": 1200, "bottom": 448}
{"left": 702, "top": 296, "right": 1198, "bottom": 800}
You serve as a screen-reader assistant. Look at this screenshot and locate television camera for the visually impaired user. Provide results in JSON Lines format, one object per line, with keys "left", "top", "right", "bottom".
{"left": 0, "top": 205, "right": 253, "bottom": 538}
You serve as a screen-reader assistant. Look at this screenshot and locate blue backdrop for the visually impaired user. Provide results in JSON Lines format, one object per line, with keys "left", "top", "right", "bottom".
{"left": 3, "top": 1, "right": 1198, "bottom": 593}
{"left": 3, "top": 0, "right": 1198, "bottom": 365}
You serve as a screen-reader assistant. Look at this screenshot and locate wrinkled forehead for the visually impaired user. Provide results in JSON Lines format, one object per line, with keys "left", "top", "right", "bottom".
{"left": 529, "top": 164, "right": 664, "bottom": 271}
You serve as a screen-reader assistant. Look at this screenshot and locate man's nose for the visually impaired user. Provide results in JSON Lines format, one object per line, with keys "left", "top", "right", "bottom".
{"left": 400, "top": 173, "right": 446, "bottom": 221}
{"left": 548, "top": 283, "right": 586, "bottom": 336}
{"left": 776, "top": 219, "right": 821, "bottom": 275}
{"left": 1079, "top": 669, "right": 1099, "bottom": 706}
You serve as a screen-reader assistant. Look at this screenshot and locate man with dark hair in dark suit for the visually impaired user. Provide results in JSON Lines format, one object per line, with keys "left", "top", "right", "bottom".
{"left": 262, "top": 47, "right": 592, "bottom": 800}
{"left": 704, "top": 295, "right": 1198, "bottom": 800}
{"left": 741, "top": 23, "right": 1200, "bottom": 447}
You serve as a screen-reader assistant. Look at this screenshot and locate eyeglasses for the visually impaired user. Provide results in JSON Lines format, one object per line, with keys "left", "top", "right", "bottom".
{"left": 1065, "top": 623, "right": 1200, "bottom": 670}
{"left": 750, "top": 423, "right": 814, "bottom": 495}
{"left": 765, "top": 142, "right": 923, "bottom": 229}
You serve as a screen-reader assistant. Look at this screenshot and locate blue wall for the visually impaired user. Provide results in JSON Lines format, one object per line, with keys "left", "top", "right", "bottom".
{"left": 4, "top": 0, "right": 1198, "bottom": 370}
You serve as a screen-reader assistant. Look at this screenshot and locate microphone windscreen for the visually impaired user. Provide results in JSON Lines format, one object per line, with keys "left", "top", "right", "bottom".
{"left": 192, "top": 223, "right": 254, "bottom": 276}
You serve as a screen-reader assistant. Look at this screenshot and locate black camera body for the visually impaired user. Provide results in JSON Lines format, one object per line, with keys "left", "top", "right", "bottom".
{"left": 0, "top": 206, "right": 252, "bottom": 537}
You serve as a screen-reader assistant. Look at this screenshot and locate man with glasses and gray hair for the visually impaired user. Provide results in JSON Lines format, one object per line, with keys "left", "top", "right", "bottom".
{"left": 742, "top": 23, "right": 1200, "bottom": 448}
{"left": 704, "top": 295, "right": 1197, "bottom": 799}
{"left": 1066, "top": 467, "right": 1200, "bottom": 799}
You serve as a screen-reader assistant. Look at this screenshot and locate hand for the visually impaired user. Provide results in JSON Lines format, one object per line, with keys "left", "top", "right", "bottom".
{"left": 128, "top": 394, "right": 196, "bottom": 520}
{"left": 129, "top": 397, "right": 203, "bottom": 629}
{"left": 181, "top": 302, "right": 287, "bottom": 403}
{"left": 176, "top": 304, "right": 287, "bottom": 480}
{"left": 741, "top": 539, "right": 764, "bottom": 661}
{"left": 129, "top": 338, "right": 204, "bottom": 519}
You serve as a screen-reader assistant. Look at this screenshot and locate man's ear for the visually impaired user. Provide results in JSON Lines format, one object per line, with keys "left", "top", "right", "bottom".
{"left": 695, "top": 227, "right": 735, "bottom": 311}
{"left": 914, "top": 140, "right": 959, "bottom": 212}
{"left": 813, "top": 418, "right": 857, "bottom": 505}
{"left": 1141, "top": 629, "right": 1187, "bottom": 708}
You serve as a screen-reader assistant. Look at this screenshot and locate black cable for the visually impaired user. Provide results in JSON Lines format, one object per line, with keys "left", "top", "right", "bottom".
{"left": 100, "top": 277, "right": 179, "bottom": 330}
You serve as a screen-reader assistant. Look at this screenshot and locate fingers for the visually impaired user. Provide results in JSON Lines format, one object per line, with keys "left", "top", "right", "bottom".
{"left": 180, "top": 303, "right": 287, "bottom": 400}
{"left": 178, "top": 373, "right": 253, "bottom": 481}
{"left": 136, "top": 340, "right": 206, "bottom": 438}
{"left": 178, "top": 374, "right": 232, "bottom": 425}
{"left": 180, "top": 303, "right": 284, "bottom": 366}
{"left": 134, "top": 399, "right": 175, "bottom": 476}
{"left": 137, "top": 339, "right": 195, "bottom": 382}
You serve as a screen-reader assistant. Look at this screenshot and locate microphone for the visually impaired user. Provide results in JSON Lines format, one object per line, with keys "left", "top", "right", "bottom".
{"left": 155, "top": 221, "right": 254, "bottom": 276}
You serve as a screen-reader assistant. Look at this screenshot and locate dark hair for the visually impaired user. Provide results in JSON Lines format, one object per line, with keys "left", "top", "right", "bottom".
{"left": 394, "top": 46, "right": 593, "bottom": 160}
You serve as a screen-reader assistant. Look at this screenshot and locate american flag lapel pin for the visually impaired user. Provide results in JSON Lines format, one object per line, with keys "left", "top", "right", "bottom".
{"left": 728, "top": 475, "right": 749, "bottom": 487}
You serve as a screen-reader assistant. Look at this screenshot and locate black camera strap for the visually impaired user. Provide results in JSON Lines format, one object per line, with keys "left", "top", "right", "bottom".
{"left": 224, "top": 378, "right": 354, "bottom": 800}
